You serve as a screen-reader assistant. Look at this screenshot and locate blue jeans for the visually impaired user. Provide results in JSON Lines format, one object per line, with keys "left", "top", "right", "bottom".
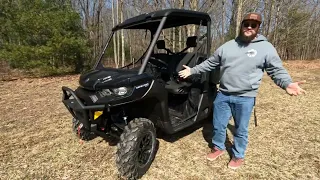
{"left": 212, "top": 92, "right": 255, "bottom": 159}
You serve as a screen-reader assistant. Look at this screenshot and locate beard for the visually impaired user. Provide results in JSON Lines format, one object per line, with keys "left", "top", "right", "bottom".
{"left": 238, "top": 30, "right": 257, "bottom": 44}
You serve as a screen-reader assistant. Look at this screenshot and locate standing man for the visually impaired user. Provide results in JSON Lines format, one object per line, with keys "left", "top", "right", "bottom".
{"left": 178, "top": 12, "right": 306, "bottom": 169}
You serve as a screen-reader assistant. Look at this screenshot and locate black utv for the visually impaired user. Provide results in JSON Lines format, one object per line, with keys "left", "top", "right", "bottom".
{"left": 62, "top": 9, "right": 219, "bottom": 179}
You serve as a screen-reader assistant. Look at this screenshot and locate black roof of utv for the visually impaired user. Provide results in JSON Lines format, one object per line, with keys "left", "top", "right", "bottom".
{"left": 112, "top": 9, "right": 211, "bottom": 31}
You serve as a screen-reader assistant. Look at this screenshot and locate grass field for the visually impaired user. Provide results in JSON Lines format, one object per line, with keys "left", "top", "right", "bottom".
{"left": 0, "top": 60, "right": 319, "bottom": 180}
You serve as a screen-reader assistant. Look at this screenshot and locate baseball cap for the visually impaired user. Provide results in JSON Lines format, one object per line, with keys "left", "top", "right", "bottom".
{"left": 242, "top": 13, "right": 262, "bottom": 24}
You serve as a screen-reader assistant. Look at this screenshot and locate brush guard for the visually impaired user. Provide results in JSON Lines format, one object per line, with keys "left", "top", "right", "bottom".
{"left": 62, "top": 86, "right": 106, "bottom": 130}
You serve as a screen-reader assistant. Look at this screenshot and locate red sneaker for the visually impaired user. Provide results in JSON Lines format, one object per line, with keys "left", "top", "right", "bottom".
{"left": 206, "top": 147, "right": 225, "bottom": 161}
{"left": 227, "top": 157, "right": 244, "bottom": 170}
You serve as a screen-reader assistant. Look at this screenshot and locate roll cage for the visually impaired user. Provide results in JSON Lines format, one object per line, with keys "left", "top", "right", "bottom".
{"left": 93, "top": 9, "right": 211, "bottom": 74}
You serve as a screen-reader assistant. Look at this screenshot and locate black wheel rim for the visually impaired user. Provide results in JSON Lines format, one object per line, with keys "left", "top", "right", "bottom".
{"left": 137, "top": 132, "right": 153, "bottom": 167}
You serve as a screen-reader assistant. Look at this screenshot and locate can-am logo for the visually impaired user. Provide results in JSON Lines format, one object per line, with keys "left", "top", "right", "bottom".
{"left": 101, "top": 76, "right": 112, "bottom": 83}
{"left": 136, "top": 83, "right": 150, "bottom": 89}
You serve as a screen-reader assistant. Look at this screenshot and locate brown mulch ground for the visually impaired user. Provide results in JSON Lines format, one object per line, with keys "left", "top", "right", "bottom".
{"left": 0, "top": 60, "right": 319, "bottom": 179}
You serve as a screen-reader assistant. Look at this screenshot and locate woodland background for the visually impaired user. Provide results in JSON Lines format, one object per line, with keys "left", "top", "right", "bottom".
{"left": 1, "top": 0, "right": 320, "bottom": 77}
{"left": 1, "top": 1, "right": 319, "bottom": 179}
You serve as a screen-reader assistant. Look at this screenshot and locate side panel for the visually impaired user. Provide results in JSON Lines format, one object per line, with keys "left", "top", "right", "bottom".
{"left": 115, "top": 79, "right": 170, "bottom": 129}
{"left": 194, "top": 72, "right": 217, "bottom": 122}
{"left": 142, "top": 80, "right": 170, "bottom": 124}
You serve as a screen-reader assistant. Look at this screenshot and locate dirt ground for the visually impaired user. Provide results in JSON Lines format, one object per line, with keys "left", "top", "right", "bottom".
{"left": 0, "top": 60, "right": 319, "bottom": 180}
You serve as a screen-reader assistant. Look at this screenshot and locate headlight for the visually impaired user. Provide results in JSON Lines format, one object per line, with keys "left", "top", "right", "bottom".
{"left": 113, "top": 87, "right": 129, "bottom": 96}
{"left": 98, "top": 87, "right": 132, "bottom": 97}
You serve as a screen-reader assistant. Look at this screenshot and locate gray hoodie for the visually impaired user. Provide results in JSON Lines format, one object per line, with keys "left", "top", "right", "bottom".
{"left": 190, "top": 34, "right": 292, "bottom": 97}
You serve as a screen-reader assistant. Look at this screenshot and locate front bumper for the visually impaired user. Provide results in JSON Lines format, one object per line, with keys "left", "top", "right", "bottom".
{"left": 62, "top": 86, "right": 106, "bottom": 130}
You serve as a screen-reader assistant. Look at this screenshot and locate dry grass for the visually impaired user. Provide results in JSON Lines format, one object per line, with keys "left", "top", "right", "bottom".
{"left": 0, "top": 60, "right": 319, "bottom": 180}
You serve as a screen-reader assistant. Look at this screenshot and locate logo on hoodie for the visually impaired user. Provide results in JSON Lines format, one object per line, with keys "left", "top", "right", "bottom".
{"left": 246, "top": 49, "right": 257, "bottom": 57}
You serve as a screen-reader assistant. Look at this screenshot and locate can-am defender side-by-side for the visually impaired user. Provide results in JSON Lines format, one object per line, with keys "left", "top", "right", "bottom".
{"left": 62, "top": 9, "right": 219, "bottom": 179}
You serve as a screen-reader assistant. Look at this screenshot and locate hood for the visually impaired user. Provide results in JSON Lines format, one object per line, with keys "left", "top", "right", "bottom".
{"left": 79, "top": 68, "right": 152, "bottom": 91}
{"left": 251, "top": 34, "right": 267, "bottom": 43}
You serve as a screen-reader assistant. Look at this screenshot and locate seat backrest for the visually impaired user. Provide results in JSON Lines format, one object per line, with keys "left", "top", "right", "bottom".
{"left": 177, "top": 36, "right": 198, "bottom": 55}
{"left": 152, "top": 40, "right": 171, "bottom": 64}
{"left": 186, "top": 36, "right": 197, "bottom": 48}
{"left": 156, "top": 40, "right": 166, "bottom": 49}
{"left": 175, "top": 53, "right": 195, "bottom": 72}
{"left": 175, "top": 36, "right": 205, "bottom": 72}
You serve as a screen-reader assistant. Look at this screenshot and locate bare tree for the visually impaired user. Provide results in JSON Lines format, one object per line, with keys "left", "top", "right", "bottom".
{"left": 117, "top": 0, "right": 120, "bottom": 65}
{"left": 70, "top": 0, "right": 320, "bottom": 64}
{"left": 112, "top": 0, "right": 118, "bottom": 67}
{"left": 121, "top": 0, "right": 125, "bottom": 66}
{"left": 179, "top": 0, "right": 185, "bottom": 51}
{"left": 235, "top": 0, "right": 244, "bottom": 38}
{"left": 221, "top": 0, "right": 226, "bottom": 42}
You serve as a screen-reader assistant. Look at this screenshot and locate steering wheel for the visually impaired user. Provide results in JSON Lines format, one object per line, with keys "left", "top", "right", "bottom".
{"left": 148, "top": 57, "right": 168, "bottom": 68}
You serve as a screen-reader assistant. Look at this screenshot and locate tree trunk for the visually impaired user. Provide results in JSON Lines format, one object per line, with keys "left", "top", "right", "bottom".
{"left": 97, "top": 0, "right": 103, "bottom": 54}
{"left": 121, "top": 1, "right": 125, "bottom": 67}
{"left": 273, "top": 2, "right": 280, "bottom": 46}
{"left": 178, "top": 0, "right": 184, "bottom": 51}
{"left": 235, "top": 0, "right": 244, "bottom": 38}
{"left": 117, "top": 0, "right": 120, "bottom": 67}
{"left": 92, "top": 0, "right": 97, "bottom": 59}
{"left": 262, "top": 0, "right": 268, "bottom": 35}
{"left": 266, "top": 0, "right": 274, "bottom": 38}
{"left": 172, "top": 0, "right": 176, "bottom": 51}
{"left": 85, "top": 0, "right": 89, "bottom": 29}
{"left": 111, "top": 0, "right": 118, "bottom": 67}
{"left": 222, "top": 0, "right": 225, "bottom": 42}
{"left": 129, "top": 35, "right": 133, "bottom": 67}
{"left": 190, "top": 0, "right": 198, "bottom": 36}
{"left": 227, "top": 0, "right": 237, "bottom": 39}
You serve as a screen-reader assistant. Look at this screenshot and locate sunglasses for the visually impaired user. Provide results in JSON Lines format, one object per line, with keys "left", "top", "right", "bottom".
{"left": 243, "top": 22, "right": 258, "bottom": 28}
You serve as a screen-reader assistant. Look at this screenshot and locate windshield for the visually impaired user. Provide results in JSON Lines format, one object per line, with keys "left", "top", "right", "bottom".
{"left": 99, "top": 29, "right": 152, "bottom": 70}
{"left": 97, "top": 23, "right": 208, "bottom": 71}
{"left": 154, "top": 24, "right": 207, "bottom": 54}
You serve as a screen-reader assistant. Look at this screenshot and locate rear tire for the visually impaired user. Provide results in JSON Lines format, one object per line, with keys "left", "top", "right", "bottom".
{"left": 116, "top": 118, "right": 158, "bottom": 180}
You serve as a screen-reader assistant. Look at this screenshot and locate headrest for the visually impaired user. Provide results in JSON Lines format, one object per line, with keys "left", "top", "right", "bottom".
{"left": 186, "top": 36, "right": 197, "bottom": 47}
{"left": 156, "top": 40, "right": 166, "bottom": 49}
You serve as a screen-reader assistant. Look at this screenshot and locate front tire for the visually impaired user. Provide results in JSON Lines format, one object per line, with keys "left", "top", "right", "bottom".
{"left": 72, "top": 118, "right": 95, "bottom": 141}
{"left": 116, "top": 118, "right": 158, "bottom": 179}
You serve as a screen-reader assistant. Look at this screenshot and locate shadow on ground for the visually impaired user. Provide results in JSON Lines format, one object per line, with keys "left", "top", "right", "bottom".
{"left": 156, "top": 116, "right": 236, "bottom": 159}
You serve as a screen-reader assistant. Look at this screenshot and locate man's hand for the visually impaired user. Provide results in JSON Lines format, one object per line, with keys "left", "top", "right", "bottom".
{"left": 286, "top": 81, "right": 306, "bottom": 96}
{"left": 178, "top": 65, "right": 191, "bottom": 79}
